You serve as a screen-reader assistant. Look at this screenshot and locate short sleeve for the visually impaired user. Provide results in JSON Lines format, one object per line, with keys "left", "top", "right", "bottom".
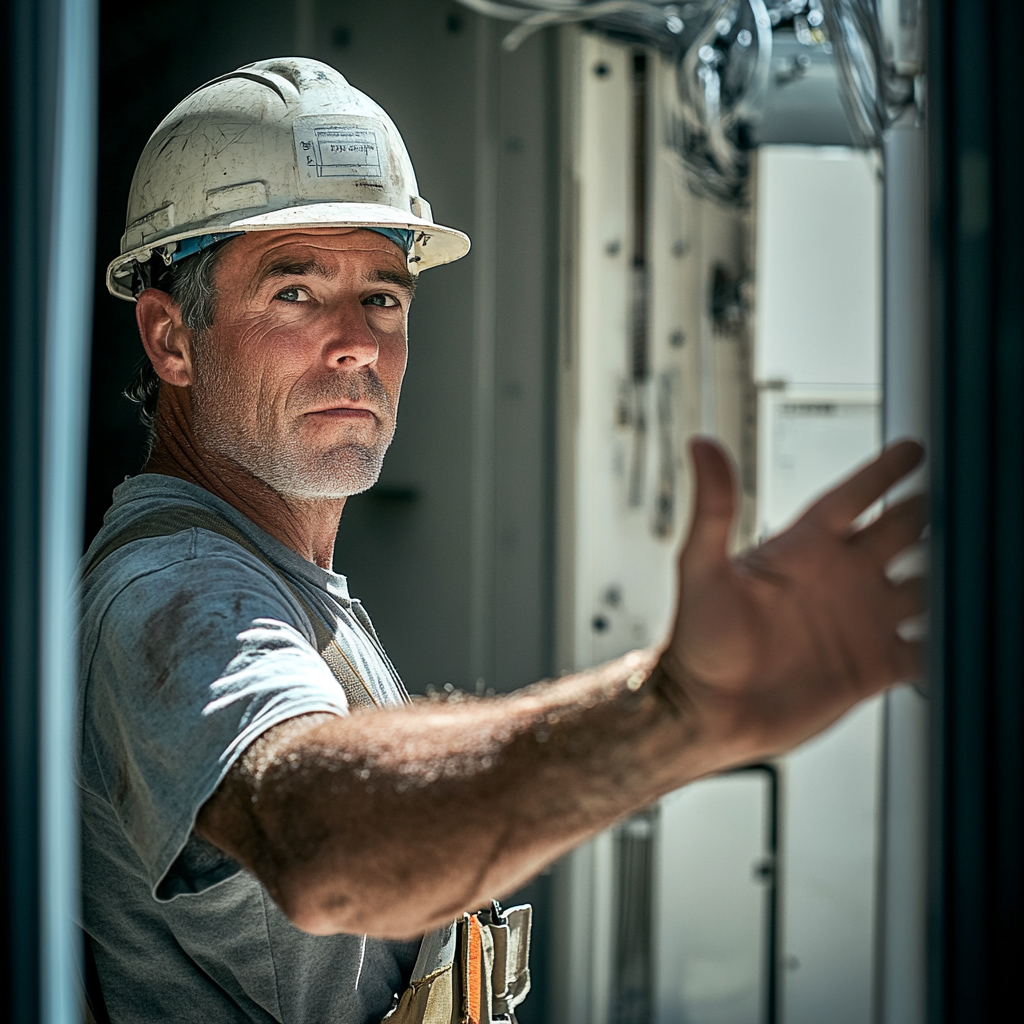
{"left": 79, "top": 532, "right": 349, "bottom": 901}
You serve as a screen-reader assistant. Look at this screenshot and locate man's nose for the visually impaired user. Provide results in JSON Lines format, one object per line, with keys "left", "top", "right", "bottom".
{"left": 322, "top": 305, "right": 379, "bottom": 368}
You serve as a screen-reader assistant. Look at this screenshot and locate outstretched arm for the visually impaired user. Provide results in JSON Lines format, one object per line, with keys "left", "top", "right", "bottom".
{"left": 196, "top": 438, "right": 926, "bottom": 939}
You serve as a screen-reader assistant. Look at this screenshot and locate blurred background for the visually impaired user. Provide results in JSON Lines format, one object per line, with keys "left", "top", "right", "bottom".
{"left": 3, "top": 0, "right": 1022, "bottom": 1022}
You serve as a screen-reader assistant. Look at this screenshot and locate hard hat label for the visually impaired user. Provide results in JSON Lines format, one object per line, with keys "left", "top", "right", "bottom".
{"left": 294, "top": 116, "right": 385, "bottom": 181}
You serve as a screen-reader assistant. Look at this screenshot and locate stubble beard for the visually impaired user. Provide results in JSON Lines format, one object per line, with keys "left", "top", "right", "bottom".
{"left": 190, "top": 341, "right": 397, "bottom": 501}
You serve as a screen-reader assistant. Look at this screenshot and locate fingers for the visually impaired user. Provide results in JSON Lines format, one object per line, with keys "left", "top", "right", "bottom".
{"left": 888, "top": 575, "right": 927, "bottom": 621}
{"left": 806, "top": 440, "right": 925, "bottom": 534}
{"left": 681, "top": 437, "right": 737, "bottom": 572}
{"left": 852, "top": 492, "right": 928, "bottom": 563}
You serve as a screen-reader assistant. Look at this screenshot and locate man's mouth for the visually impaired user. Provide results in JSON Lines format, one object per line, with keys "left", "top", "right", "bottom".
{"left": 305, "top": 403, "right": 377, "bottom": 420}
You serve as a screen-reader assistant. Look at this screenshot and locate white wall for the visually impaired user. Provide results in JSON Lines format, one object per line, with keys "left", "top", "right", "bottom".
{"left": 754, "top": 145, "right": 884, "bottom": 1024}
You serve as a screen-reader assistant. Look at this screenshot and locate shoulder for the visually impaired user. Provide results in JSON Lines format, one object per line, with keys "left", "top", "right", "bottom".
{"left": 98, "top": 528, "right": 314, "bottom": 632}
{"left": 78, "top": 525, "right": 323, "bottom": 702}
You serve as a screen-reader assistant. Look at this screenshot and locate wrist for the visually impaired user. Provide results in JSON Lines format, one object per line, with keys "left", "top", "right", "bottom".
{"left": 637, "top": 650, "right": 756, "bottom": 783}
{"left": 644, "top": 653, "right": 693, "bottom": 719}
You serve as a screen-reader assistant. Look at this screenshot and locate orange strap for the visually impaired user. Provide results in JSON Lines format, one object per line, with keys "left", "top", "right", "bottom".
{"left": 465, "top": 915, "right": 483, "bottom": 1024}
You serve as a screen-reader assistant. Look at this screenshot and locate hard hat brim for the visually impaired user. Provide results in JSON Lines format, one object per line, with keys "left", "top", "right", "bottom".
{"left": 106, "top": 202, "right": 471, "bottom": 301}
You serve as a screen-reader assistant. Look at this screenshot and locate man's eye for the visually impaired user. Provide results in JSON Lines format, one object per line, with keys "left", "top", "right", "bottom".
{"left": 275, "top": 287, "right": 308, "bottom": 303}
{"left": 364, "top": 293, "right": 399, "bottom": 308}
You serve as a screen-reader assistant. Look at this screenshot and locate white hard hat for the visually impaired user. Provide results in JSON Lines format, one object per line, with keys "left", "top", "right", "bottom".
{"left": 106, "top": 57, "right": 471, "bottom": 300}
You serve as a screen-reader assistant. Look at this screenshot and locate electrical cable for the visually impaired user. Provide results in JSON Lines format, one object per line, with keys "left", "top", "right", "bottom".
{"left": 501, "top": 2, "right": 670, "bottom": 52}
{"left": 455, "top": 0, "right": 671, "bottom": 50}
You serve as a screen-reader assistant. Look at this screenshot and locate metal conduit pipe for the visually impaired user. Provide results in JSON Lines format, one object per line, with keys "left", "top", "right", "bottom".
{"left": 877, "top": 112, "right": 929, "bottom": 1024}
{"left": 2, "top": 0, "right": 98, "bottom": 1020}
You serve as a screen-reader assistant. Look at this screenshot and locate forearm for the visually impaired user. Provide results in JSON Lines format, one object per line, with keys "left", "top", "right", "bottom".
{"left": 198, "top": 648, "right": 719, "bottom": 938}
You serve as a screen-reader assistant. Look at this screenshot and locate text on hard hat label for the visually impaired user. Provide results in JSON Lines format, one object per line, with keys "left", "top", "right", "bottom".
{"left": 294, "top": 118, "right": 385, "bottom": 181}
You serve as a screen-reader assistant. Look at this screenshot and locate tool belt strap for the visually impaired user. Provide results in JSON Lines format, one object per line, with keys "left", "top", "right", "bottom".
{"left": 385, "top": 904, "right": 532, "bottom": 1024}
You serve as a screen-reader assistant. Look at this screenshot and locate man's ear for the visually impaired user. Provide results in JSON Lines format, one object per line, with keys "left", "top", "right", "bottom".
{"left": 135, "top": 288, "right": 197, "bottom": 387}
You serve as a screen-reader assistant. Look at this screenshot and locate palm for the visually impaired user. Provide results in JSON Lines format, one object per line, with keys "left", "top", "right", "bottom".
{"left": 663, "top": 438, "right": 926, "bottom": 762}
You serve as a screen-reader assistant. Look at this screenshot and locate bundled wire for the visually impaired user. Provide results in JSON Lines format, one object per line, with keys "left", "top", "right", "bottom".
{"left": 455, "top": 0, "right": 918, "bottom": 202}
{"left": 674, "top": 0, "right": 773, "bottom": 202}
{"left": 821, "top": 0, "right": 916, "bottom": 148}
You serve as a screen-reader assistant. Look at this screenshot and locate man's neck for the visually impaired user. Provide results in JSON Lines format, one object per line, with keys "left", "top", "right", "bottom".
{"left": 143, "top": 392, "right": 345, "bottom": 570}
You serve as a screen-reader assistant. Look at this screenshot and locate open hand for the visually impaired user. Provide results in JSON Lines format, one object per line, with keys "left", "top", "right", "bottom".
{"left": 660, "top": 437, "right": 927, "bottom": 766}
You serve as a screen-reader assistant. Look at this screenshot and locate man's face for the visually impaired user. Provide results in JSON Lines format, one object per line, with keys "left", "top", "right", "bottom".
{"left": 188, "top": 228, "right": 414, "bottom": 500}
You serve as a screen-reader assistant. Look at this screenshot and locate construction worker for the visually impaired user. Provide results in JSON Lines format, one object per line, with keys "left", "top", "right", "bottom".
{"left": 78, "top": 57, "right": 926, "bottom": 1023}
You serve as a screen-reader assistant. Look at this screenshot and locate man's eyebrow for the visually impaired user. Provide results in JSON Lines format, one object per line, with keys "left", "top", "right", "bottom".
{"left": 257, "top": 257, "right": 336, "bottom": 283}
{"left": 370, "top": 267, "right": 417, "bottom": 296}
{"left": 253, "top": 260, "right": 416, "bottom": 296}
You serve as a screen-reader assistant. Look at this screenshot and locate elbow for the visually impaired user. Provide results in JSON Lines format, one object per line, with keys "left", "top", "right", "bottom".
{"left": 275, "top": 870, "right": 444, "bottom": 939}
{"left": 274, "top": 869, "right": 358, "bottom": 936}
{"left": 281, "top": 889, "right": 351, "bottom": 937}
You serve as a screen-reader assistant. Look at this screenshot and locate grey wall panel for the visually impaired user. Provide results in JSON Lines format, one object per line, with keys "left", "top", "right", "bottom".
{"left": 491, "top": 31, "right": 558, "bottom": 693}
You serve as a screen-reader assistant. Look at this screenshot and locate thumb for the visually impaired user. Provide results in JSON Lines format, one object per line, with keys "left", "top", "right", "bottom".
{"left": 681, "top": 437, "right": 737, "bottom": 573}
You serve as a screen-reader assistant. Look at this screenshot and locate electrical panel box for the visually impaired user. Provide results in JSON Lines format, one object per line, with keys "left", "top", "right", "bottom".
{"left": 556, "top": 35, "right": 755, "bottom": 684}
{"left": 553, "top": 30, "right": 887, "bottom": 1023}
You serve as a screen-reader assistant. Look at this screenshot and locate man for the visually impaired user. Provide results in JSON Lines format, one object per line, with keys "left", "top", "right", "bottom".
{"left": 79, "top": 57, "right": 926, "bottom": 1023}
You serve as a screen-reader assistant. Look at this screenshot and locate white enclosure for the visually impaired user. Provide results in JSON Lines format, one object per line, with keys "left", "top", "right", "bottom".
{"left": 755, "top": 146, "right": 883, "bottom": 1024}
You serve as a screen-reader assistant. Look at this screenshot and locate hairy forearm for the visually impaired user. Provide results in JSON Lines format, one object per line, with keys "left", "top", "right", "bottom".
{"left": 197, "top": 648, "right": 723, "bottom": 938}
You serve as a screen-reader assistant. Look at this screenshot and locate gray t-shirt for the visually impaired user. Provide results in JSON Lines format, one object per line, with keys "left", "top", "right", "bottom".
{"left": 77, "top": 474, "right": 421, "bottom": 1023}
